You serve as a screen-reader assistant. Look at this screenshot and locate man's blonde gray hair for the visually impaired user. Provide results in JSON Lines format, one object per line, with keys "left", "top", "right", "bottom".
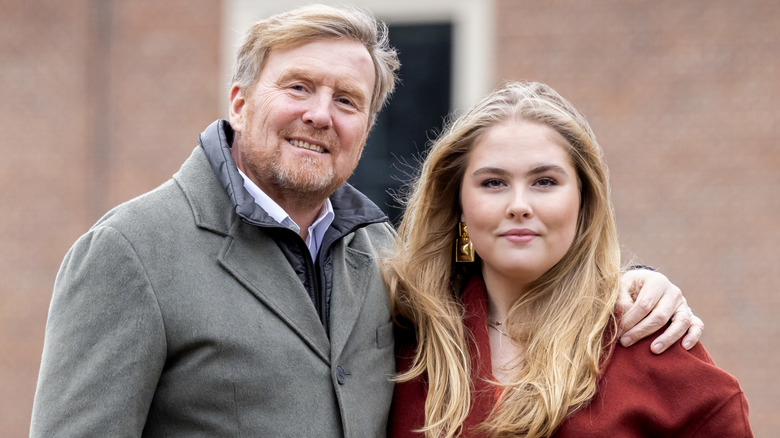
{"left": 231, "top": 4, "right": 400, "bottom": 127}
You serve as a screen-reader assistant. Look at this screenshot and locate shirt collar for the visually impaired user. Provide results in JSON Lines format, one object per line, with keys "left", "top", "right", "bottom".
{"left": 237, "top": 169, "right": 334, "bottom": 261}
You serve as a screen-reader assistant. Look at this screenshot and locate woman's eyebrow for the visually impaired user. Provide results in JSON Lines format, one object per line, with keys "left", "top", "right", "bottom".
{"left": 528, "top": 163, "right": 569, "bottom": 176}
{"left": 471, "top": 166, "right": 510, "bottom": 177}
{"left": 471, "top": 164, "right": 569, "bottom": 177}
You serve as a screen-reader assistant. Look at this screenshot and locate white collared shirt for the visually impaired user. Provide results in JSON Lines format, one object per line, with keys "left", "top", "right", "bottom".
{"left": 238, "top": 169, "right": 335, "bottom": 261}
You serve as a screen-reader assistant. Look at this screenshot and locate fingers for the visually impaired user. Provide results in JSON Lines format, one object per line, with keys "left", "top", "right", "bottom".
{"left": 617, "top": 270, "right": 685, "bottom": 350}
{"left": 643, "top": 304, "right": 693, "bottom": 354}
{"left": 619, "top": 292, "right": 681, "bottom": 350}
{"left": 617, "top": 270, "right": 682, "bottom": 338}
{"left": 682, "top": 313, "right": 704, "bottom": 350}
{"left": 616, "top": 270, "right": 652, "bottom": 338}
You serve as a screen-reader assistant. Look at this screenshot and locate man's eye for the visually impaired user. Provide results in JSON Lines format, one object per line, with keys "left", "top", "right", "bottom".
{"left": 337, "top": 97, "right": 355, "bottom": 107}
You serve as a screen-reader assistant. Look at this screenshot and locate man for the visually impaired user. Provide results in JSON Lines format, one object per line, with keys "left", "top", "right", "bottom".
{"left": 31, "top": 5, "right": 701, "bottom": 437}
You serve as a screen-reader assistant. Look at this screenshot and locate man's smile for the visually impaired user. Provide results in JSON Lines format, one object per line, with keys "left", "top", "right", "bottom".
{"left": 289, "top": 138, "right": 326, "bottom": 153}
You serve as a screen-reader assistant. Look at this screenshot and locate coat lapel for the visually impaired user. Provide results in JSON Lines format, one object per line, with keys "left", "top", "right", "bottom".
{"left": 218, "top": 218, "right": 331, "bottom": 363}
{"left": 327, "top": 237, "right": 374, "bottom": 362}
{"left": 175, "top": 145, "right": 381, "bottom": 366}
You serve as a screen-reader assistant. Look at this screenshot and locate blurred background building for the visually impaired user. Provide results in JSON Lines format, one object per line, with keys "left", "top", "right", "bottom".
{"left": 1, "top": 0, "right": 778, "bottom": 436}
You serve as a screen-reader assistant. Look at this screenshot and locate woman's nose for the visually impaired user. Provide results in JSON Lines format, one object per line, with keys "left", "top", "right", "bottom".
{"left": 506, "top": 189, "right": 532, "bottom": 219}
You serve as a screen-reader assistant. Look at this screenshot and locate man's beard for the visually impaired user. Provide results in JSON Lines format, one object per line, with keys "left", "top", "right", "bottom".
{"left": 245, "top": 147, "right": 347, "bottom": 207}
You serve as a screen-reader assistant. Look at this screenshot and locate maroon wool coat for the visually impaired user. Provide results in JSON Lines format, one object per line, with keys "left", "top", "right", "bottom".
{"left": 389, "top": 277, "right": 753, "bottom": 437}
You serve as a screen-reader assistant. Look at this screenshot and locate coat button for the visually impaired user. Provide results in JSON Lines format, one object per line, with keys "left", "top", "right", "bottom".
{"left": 336, "top": 366, "right": 347, "bottom": 385}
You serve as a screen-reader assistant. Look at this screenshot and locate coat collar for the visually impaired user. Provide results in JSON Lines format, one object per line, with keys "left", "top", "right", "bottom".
{"left": 172, "top": 120, "right": 391, "bottom": 363}
{"left": 193, "top": 119, "right": 389, "bottom": 236}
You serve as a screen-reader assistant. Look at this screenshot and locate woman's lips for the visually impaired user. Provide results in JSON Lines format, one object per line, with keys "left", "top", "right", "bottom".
{"left": 501, "top": 228, "right": 538, "bottom": 244}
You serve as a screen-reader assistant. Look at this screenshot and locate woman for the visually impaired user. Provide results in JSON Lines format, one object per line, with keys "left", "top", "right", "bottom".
{"left": 386, "top": 81, "right": 752, "bottom": 437}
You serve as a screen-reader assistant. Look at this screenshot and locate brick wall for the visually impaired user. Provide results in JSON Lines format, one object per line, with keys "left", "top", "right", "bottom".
{"left": 495, "top": 0, "right": 779, "bottom": 434}
{"left": 3, "top": 0, "right": 777, "bottom": 436}
{"left": 0, "top": 0, "right": 221, "bottom": 435}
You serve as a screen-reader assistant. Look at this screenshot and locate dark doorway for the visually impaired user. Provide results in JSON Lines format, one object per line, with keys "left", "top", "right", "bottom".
{"left": 348, "top": 23, "right": 452, "bottom": 225}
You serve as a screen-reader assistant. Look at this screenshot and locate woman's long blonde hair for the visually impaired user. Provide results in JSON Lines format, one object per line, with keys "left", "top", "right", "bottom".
{"left": 385, "top": 81, "right": 622, "bottom": 437}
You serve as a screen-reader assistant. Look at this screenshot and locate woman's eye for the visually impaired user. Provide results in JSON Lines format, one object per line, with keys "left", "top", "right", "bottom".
{"left": 481, "top": 178, "right": 504, "bottom": 188}
{"left": 534, "top": 177, "right": 557, "bottom": 187}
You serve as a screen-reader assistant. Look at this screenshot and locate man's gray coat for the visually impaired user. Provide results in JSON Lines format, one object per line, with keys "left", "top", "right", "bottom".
{"left": 31, "top": 122, "right": 397, "bottom": 437}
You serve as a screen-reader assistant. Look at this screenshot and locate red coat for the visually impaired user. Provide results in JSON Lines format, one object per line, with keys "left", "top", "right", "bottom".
{"left": 389, "top": 277, "right": 753, "bottom": 437}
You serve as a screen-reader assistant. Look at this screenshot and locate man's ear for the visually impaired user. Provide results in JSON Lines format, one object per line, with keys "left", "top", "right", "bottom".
{"left": 229, "top": 85, "right": 246, "bottom": 131}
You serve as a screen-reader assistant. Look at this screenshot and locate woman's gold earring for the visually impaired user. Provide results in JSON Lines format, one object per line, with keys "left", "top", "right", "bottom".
{"left": 455, "top": 222, "right": 475, "bottom": 263}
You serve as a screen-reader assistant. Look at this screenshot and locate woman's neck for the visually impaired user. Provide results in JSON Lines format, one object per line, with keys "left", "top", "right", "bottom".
{"left": 482, "top": 268, "right": 531, "bottom": 324}
{"left": 481, "top": 268, "right": 532, "bottom": 383}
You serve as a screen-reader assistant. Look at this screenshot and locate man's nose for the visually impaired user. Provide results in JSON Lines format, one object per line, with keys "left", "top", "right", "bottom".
{"left": 302, "top": 93, "right": 334, "bottom": 129}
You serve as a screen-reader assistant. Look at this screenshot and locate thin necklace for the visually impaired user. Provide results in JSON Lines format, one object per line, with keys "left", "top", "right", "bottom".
{"left": 488, "top": 320, "right": 509, "bottom": 337}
